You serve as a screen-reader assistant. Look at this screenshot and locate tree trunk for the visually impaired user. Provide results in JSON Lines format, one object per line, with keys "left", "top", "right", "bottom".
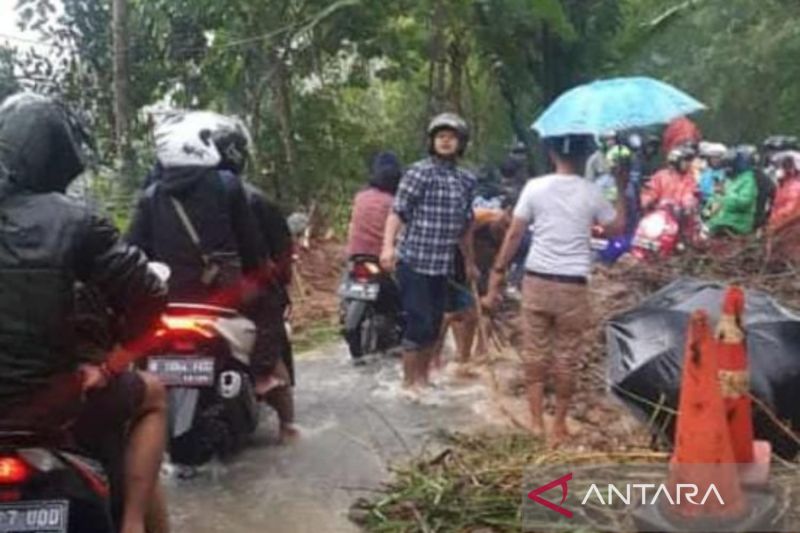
{"left": 112, "top": 0, "right": 132, "bottom": 176}
{"left": 270, "top": 48, "right": 296, "bottom": 198}
{"left": 540, "top": 23, "right": 558, "bottom": 103}
{"left": 448, "top": 32, "right": 467, "bottom": 114}
{"left": 427, "top": 0, "right": 448, "bottom": 115}
{"left": 248, "top": 73, "right": 271, "bottom": 190}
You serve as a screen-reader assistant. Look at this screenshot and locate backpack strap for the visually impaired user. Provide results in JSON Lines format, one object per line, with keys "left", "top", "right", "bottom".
{"left": 170, "top": 196, "right": 211, "bottom": 270}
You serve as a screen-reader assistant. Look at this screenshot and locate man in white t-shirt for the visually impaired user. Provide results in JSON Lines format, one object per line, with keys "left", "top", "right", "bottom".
{"left": 483, "top": 134, "right": 628, "bottom": 446}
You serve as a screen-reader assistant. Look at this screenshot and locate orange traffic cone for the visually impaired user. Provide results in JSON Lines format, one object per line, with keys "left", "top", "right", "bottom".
{"left": 715, "top": 286, "right": 754, "bottom": 463}
{"left": 669, "top": 311, "right": 746, "bottom": 520}
{"left": 716, "top": 285, "right": 772, "bottom": 486}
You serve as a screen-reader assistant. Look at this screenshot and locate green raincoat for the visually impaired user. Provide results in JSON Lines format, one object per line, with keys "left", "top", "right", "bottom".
{"left": 708, "top": 170, "right": 758, "bottom": 235}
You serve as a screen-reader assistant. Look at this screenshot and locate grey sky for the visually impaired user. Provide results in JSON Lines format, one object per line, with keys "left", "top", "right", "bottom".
{"left": 0, "top": 0, "right": 63, "bottom": 53}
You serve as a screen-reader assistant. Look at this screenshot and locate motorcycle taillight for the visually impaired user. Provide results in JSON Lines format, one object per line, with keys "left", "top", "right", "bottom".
{"left": 351, "top": 262, "right": 379, "bottom": 282}
{"left": 0, "top": 456, "right": 30, "bottom": 485}
{"left": 155, "top": 315, "right": 216, "bottom": 340}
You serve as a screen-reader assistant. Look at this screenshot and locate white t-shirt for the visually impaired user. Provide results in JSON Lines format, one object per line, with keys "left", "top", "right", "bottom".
{"left": 513, "top": 174, "right": 616, "bottom": 278}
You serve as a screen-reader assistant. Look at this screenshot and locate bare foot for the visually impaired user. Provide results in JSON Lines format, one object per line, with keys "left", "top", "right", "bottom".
{"left": 280, "top": 424, "right": 300, "bottom": 444}
{"left": 255, "top": 375, "right": 285, "bottom": 397}
{"left": 454, "top": 364, "right": 478, "bottom": 380}
{"left": 400, "top": 383, "right": 423, "bottom": 402}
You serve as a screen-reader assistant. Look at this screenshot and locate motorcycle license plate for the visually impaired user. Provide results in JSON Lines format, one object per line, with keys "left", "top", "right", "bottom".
{"left": 147, "top": 357, "right": 215, "bottom": 387}
{"left": 342, "top": 282, "right": 379, "bottom": 301}
{"left": 0, "top": 501, "right": 68, "bottom": 533}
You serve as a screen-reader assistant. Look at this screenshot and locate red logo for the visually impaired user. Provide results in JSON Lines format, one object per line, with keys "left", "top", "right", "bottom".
{"left": 527, "top": 473, "right": 573, "bottom": 518}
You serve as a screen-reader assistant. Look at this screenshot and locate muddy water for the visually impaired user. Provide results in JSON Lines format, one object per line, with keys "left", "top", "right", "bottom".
{"left": 165, "top": 343, "right": 501, "bottom": 533}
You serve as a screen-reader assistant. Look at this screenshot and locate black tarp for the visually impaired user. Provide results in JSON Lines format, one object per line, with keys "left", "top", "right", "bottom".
{"left": 607, "top": 278, "right": 800, "bottom": 457}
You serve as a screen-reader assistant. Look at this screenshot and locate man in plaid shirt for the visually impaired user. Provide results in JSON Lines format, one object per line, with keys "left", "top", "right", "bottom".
{"left": 381, "top": 113, "right": 477, "bottom": 394}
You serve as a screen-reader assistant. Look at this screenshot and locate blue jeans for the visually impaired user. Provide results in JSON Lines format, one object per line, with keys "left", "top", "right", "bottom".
{"left": 396, "top": 262, "right": 448, "bottom": 350}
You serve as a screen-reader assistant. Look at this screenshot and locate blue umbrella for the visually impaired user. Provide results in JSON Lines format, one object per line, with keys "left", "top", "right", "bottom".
{"left": 532, "top": 77, "right": 706, "bottom": 137}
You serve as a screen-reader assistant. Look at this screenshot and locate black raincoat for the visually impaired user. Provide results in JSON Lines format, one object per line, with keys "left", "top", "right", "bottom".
{"left": 127, "top": 167, "right": 261, "bottom": 304}
{"left": 244, "top": 183, "right": 295, "bottom": 384}
{"left": 0, "top": 95, "right": 167, "bottom": 403}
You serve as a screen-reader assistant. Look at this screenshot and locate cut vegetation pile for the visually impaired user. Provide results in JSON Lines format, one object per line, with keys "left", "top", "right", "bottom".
{"left": 354, "top": 237, "right": 800, "bottom": 532}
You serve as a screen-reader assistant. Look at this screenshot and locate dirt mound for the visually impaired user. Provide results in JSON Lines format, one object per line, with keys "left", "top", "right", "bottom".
{"left": 290, "top": 238, "right": 345, "bottom": 338}
{"left": 479, "top": 269, "right": 653, "bottom": 453}
{"left": 477, "top": 237, "right": 800, "bottom": 453}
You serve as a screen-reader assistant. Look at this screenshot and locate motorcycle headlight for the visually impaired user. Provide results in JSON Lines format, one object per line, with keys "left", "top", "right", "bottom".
{"left": 641, "top": 213, "right": 668, "bottom": 238}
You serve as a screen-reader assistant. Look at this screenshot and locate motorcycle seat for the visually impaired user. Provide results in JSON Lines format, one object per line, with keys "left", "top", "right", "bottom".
{"left": 166, "top": 302, "right": 238, "bottom": 318}
{"left": 348, "top": 254, "right": 380, "bottom": 264}
{"left": 0, "top": 425, "right": 71, "bottom": 448}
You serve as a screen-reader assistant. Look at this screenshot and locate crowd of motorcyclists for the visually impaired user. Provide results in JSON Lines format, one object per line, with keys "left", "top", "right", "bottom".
{"left": 589, "top": 123, "right": 800, "bottom": 253}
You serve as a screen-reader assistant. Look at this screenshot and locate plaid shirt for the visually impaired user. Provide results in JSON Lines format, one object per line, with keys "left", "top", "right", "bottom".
{"left": 394, "top": 157, "right": 476, "bottom": 276}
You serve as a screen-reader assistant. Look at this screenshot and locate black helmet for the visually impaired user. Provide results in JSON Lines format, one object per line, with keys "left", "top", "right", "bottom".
{"left": 510, "top": 140, "right": 527, "bottom": 156}
{"left": 368, "top": 151, "right": 403, "bottom": 194}
{"left": 428, "top": 113, "right": 469, "bottom": 156}
{"left": 0, "top": 92, "right": 93, "bottom": 194}
{"left": 211, "top": 118, "right": 251, "bottom": 174}
{"left": 677, "top": 140, "right": 699, "bottom": 159}
{"left": 733, "top": 144, "right": 758, "bottom": 174}
{"left": 543, "top": 134, "right": 596, "bottom": 158}
{"left": 763, "top": 135, "right": 798, "bottom": 153}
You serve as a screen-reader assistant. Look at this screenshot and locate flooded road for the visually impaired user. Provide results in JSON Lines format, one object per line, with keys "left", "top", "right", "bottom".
{"left": 165, "top": 342, "right": 502, "bottom": 533}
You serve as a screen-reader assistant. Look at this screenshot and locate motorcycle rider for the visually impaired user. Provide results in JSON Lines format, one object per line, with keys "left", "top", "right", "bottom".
{"left": 662, "top": 116, "right": 701, "bottom": 156}
{"left": 706, "top": 146, "right": 759, "bottom": 236}
{"left": 768, "top": 152, "right": 800, "bottom": 234}
{"left": 762, "top": 136, "right": 799, "bottom": 183}
{"left": 343, "top": 151, "right": 404, "bottom": 363}
{"left": 0, "top": 93, "right": 168, "bottom": 533}
{"left": 640, "top": 145, "right": 700, "bottom": 214}
{"left": 585, "top": 130, "right": 617, "bottom": 182}
{"left": 347, "top": 151, "right": 404, "bottom": 258}
{"left": 641, "top": 133, "right": 662, "bottom": 178}
{"left": 209, "top": 118, "right": 300, "bottom": 441}
{"left": 698, "top": 142, "right": 728, "bottom": 203}
{"left": 380, "top": 113, "right": 477, "bottom": 395}
{"left": 593, "top": 145, "right": 640, "bottom": 263}
{"left": 127, "top": 112, "right": 261, "bottom": 307}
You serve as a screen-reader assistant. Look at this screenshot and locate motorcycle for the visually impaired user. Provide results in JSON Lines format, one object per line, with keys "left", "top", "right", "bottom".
{"left": 0, "top": 262, "right": 173, "bottom": 533}
{"left": 144, "top": 303, "right": 260, "bottom": 466}
{"left": 591, "top": 230, "right": 633, "bottom": 264}
{"left": 338, "top": 255, "right": 403, "bottom": 362}
{"left": 630, "top": 204, "right": 702, "bottom": 262}
{"left": 0, "top": 420, "right": 113, "bottom": 533}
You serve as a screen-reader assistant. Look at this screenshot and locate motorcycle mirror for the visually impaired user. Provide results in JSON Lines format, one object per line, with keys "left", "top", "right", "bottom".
{"left": 148, "top": 262, "right": 172, "bottom": 283}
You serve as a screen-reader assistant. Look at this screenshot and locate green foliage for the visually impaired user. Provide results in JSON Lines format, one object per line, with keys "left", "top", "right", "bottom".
{"left": 14, "top": 0, "right": 798, "bottom": 229}
{"left": 10, "top": 0, "right": 622, "bottom": 211}
{"left": 617, "top": 0, "right": 800, "bottom": 143}
{"left": 0, "top": 47, "right": 19, "bottom": 101}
